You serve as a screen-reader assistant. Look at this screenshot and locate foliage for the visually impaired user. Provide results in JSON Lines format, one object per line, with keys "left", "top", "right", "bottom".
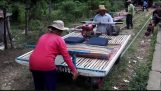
{"left": 128, "top": 61, "right": 152, "bottom": 90}
{"left": 11, "top": 3, "right": 25, "bottom": 23}
{"left": 29, "top": 19, "right": 44, "bottom": 31}
{"left": 0, "top": 0, "right": 125, "bottom": 46}
{"left": 29, "top": 0, "right": 49, "bottom": 20}
{"left": 0, "top": 0, "right": 8, "bottom": 9}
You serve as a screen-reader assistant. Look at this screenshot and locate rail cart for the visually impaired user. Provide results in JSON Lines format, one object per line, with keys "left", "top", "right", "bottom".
{"left": 15, "top": 30, "right": 131, "bottom": 88}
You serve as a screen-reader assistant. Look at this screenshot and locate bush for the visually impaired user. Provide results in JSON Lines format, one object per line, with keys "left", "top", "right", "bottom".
{"left": 72, "top": 2, "right": 89, "bottom": 21}
{"left": 50, "top": 10, "right": 62, "bottom": 20}
{"left": 59, "top": 1, "right": 89, "bottom": 22}
{"left": 29, "top": 19, "right": 44, "bottom": 31}
{"left": 30, "top": 0, "right": 48, "bottom": 20}
{"left": 10, "top": 3, "right": 25, "bottom": 23}
{"left": 60, "top": 1, "right": 76, "bottom": 15}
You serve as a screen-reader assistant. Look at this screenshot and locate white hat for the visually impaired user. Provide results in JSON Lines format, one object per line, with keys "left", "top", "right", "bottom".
{"left": 48, "top": 20, "right": 68, "bottom": 31}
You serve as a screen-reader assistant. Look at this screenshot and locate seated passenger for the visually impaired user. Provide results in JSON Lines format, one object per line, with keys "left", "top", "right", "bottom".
{"left": 93, "top": 5, "right": 113, "bottom": 34}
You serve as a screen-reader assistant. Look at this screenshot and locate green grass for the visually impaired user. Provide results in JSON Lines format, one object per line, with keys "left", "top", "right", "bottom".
{"left": 128, "top": 59, "right": 153, "bottom": 90}
{"left": 128, "top": 26, "right": 158, "bottom": 90}
{"left": 102, "top": 57, "right": 129, "bottom": 90}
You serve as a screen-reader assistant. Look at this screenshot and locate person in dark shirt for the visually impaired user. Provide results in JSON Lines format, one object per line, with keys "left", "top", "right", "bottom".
{"left": 152, "top": 5, "right": 161, "bottom": 27}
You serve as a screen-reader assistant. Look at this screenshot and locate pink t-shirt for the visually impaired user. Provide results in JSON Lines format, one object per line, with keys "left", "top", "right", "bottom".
{"left": 29, "top": 33, "right": 77, "bottom": 73}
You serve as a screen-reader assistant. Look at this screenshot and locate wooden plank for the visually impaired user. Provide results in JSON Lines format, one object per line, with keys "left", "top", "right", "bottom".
{"left": 90, "top": 59, "right": 100, "bottom": 69}
{"left": 99, "top": 61, "right": 107, "bottom": 70}
{"left": 97, "top": 60, "right": 106, "bottom": 70}
{"left": 101, "top": 60, "right": 110, "bottom": 70}
{"left": 77, "top": 58, "right": 85, "bottom": 66}
{"left": 83, "top": 58, "right": 93, "bottom": 68}
{"left": 94, "top": 59, "right": 103, "bottom": 69}
{"left": 78, "top": 58, "right": 89, "bottom": 68}
{"left": 76, "top": 57, "right": 83, "bottom": 66}
{"left": 86, "top": 59, "right": 98, "bottom": 69}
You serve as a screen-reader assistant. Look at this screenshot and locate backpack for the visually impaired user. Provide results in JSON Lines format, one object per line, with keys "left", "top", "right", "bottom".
{"left": 106, "top": 25, "right": 120, "bottom": 36}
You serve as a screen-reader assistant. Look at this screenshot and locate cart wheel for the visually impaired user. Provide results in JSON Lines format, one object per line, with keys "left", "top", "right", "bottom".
{"left": 115, "top": 55, "right": 121, "bottom": 65}
{"left": 90, "top": 77, "right": 104, "bottom": 89}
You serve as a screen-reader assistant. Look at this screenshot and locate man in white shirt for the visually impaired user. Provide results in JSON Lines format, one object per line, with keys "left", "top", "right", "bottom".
{"left": 93, "top": 5, "right": 113, "bottom": 34}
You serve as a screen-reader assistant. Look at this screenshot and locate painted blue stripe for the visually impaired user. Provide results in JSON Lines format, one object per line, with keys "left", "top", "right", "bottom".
{"left": 16, "top": 57, "right": 29, "bottom": 62}
{"left": 25, "top": 45, "right": 35, "bottom": 48}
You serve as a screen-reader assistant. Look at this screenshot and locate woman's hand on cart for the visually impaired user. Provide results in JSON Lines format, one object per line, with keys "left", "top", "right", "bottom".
{"left": 72, "top": 70, "right": 79, "bottom": 80}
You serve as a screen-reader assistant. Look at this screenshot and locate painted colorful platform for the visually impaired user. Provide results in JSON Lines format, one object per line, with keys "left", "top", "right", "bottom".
{"left": 15, "top": 32, "right": 131, "bottom": 77}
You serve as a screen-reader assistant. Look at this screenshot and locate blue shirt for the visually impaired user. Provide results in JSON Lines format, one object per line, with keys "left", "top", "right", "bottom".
{"left": 143, "top": 1, "right": 148, "bottom": 7}
{"left": 93, "top": 13, "right": 113, "bottom": 33}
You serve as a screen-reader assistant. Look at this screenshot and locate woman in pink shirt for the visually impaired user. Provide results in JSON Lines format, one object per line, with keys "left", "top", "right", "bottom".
{"left": 29, "top": 20, "right": 78, "bottom": 91}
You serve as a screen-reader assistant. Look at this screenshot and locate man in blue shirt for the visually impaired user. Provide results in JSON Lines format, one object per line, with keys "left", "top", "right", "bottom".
{"left": 93, "top": 5, "right": 113, "bottom": 34}
{"left": 142, "top": 0, "right": 148, "bottom": 11}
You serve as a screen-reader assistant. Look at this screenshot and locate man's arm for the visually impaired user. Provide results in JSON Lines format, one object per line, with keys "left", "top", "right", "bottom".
{"left": 108, "top": 14, "right": 113, "bottom": 22}
{"left": 93, "top": 14, "right": 98, "bottom": 22}
{"left": 58, "top": 38, "right": 78, "bottom": 78}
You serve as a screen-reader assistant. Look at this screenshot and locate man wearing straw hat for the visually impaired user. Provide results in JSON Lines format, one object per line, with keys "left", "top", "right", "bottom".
{"left": 29, "top": 20, "right": 78, "bottom": 91}
{"left": 93, "top": 5, "right": 113, "bottom": 34}
{"left": 126, "top": 0, "right": 135, "bottom": 29}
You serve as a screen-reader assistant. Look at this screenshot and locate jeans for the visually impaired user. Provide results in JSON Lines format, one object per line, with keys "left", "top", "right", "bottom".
{"left": 31, "top": 70, "right": 57, "bottom": 91}
{"left": 143, "top": 6, "right": 148, "bottom": 11}
{"left": 126, "top": 14, "right": 133, "bottom": 29}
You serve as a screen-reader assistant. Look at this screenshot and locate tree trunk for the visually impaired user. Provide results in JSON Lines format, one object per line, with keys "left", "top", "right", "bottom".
{"left": 3, "top": 8, "right": 7, "bottom": 49}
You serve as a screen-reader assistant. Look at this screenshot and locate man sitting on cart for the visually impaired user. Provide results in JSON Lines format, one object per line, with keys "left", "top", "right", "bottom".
{"left": 93, "top": 5, "right": 114, "bottom": 34}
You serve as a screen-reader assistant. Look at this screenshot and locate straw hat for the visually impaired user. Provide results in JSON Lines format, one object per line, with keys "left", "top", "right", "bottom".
{"left": 127, "top": 0, "right": 132, "bottom": 2}
{"left": 98, "top": 5, "right": 107, "bottom": 11}
{"left": 48, "top": 20, "right": 68, "bottom": 31}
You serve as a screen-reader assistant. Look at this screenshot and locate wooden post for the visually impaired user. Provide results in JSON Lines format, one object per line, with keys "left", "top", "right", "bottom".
{"left": 25, "top": 0, "right": 29, "bottom": 36}
{"left": 6, "top": 16, "right": 13, "bottom": 48}
{"left": 3, "top": 8, "right": 7, "bottom": 49}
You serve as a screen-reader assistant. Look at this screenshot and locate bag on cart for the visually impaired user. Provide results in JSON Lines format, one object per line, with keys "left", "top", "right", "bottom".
{"left": 106, "top": 25, "right": 120, "bottom": 36}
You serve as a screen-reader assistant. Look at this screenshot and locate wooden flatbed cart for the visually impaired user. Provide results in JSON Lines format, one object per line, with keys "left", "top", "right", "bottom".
{"left": 15, "top": 31, "right": 131, "bottom": 88}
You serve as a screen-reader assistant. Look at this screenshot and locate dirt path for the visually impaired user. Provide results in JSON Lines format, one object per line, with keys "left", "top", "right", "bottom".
{"left": 0, "top": 49, "right": 34, "bottom": 90}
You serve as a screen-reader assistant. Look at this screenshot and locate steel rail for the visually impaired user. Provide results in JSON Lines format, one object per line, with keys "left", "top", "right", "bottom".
{"left": 120, "top": 16, "right": 152, "bottom": 57}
